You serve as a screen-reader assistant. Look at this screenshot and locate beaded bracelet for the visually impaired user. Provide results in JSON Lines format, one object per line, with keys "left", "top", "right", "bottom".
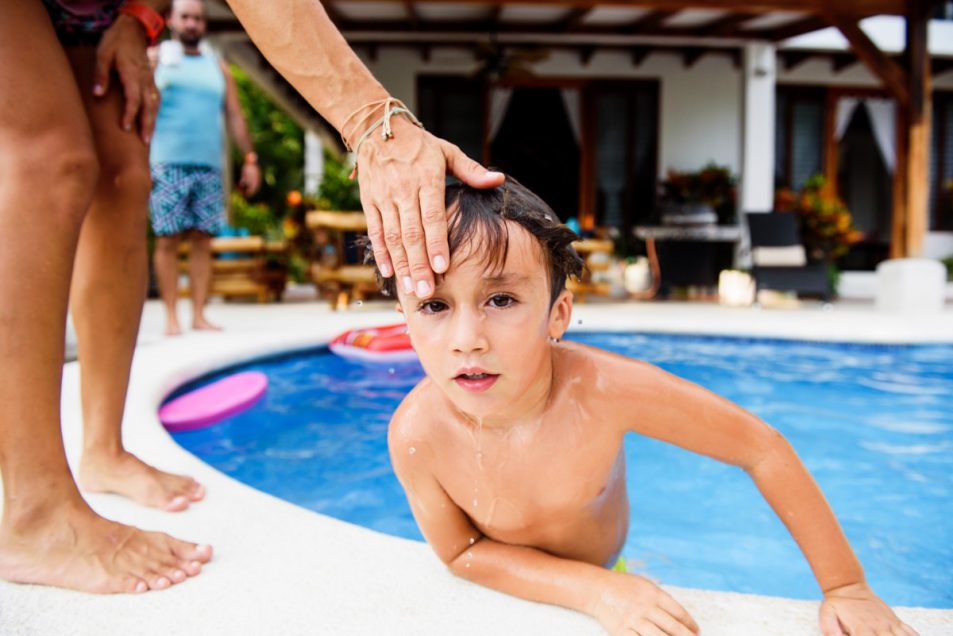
{"left": 340, "top": 98, "right": 424, "bottom": 179}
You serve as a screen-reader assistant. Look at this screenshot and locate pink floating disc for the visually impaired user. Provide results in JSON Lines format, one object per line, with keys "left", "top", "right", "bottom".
{"left": 159, "top": 371, "right": 268, "bottom": 432}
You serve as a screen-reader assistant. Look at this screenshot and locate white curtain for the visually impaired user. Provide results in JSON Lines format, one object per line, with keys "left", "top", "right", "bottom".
{"left": 834, "top": 97, "right": 896, "bottom": 172}
{"left": 864, "top": 98, "right": 897, "bottom": 172}
{"left": 488, "top": 87, "right": 513, "bottom": 143}
{"left": 560, "top": 88, "right": 582, "bottom": 145}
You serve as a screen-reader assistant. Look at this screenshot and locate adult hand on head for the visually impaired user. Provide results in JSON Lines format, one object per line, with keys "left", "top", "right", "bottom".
{"left": 356, "top": 116, "right": 504, "bottom": 299}
{"left": 93, "top": 13, "right": 159, "bottom": 143}
{"left": 820, "top": 582, "right": 918, "bottom": 636}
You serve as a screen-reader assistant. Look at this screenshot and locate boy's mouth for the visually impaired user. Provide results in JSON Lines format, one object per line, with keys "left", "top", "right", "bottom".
{"left": 453, "top": 370, "right": 500, "bottom": 392}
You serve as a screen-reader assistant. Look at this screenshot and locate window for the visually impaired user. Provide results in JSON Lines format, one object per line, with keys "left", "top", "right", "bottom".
{"left": 930, "top": 91, "right": 953, "bottom": 230}
{"left": 775, "top": 86, "right": 825, "bottom": 191}
{"left": 416, "top": 75, "right": 485, "bottom": 166}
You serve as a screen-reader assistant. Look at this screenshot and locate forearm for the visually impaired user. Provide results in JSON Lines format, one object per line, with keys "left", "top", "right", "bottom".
{"left": 224, "top": 0, "right": 388, "bottom": 133}
{"left": 449, "top": 538, "right": 607, "bottom": 616}
{"left": 748, "top": 434, "right": 865, "bottom": 592}
{"left": 227, "top": 113, "right": 254, "bottom": 156}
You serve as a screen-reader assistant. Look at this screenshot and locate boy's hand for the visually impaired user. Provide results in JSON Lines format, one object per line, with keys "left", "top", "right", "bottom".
{"left": 591, "top": 571, "right": 699, "bottom": 636}
{"left": 820, "top": 582, "right": 918, "bottom": 636}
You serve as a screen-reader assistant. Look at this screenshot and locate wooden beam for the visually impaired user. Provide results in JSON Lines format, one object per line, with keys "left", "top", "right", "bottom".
{"left": 631, "top": 45, "right": 652, "bottom": 67}
{"left": 403, "top": 1, "right": 420, "bottom": 28}
{"left": 831, "top": 53, "right": 856, "bottom": 73}
{"left": 830, "top": 14, "right": 908, "bottom": 108}
{"left": 765, "top": 15, "right": 826, "bottom": 41}
{"left": 681, "top": 47, "right": 707, "bottom": 68}
{"left": 688, "top": 11, "right": 758, "bottom": 37}
{"left": 385, "top": 1, "right": 905, "bottom": 16}
{"left": 578, "top": 45, "right": 597, "bottom": 66}
{"left": 555, "top": 7, "right": 591, "bottom": 32}
{"left": 623, "top": 10, "right": 679, "bottom": 34}
{"left": 933, "top": 58, "right": 953, "bottom": 77}
{"left": 903, "top": 0, "right": 932, "bottom": 257}
{"left": 779, "top": 50, "right": 813, "bottom": 70}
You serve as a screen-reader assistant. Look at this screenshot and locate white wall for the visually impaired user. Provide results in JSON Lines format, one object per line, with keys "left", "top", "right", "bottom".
{"left": 361, "top": 46, "right": 743, "bottom": 179}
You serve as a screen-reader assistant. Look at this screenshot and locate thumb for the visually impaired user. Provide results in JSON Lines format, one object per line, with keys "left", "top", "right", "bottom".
{"left": 441, "top": 141, "right": 503, "bottom": 189}
{"left": 818, "top": 603, "right": 845, "bottom": 636}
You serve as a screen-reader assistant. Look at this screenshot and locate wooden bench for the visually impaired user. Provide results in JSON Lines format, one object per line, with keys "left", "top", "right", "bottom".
{"left": 305, "top": 210, "right": 379, "bottom": 309}
{"left": 177, "top": 236, "right": 287, "bottom": 303}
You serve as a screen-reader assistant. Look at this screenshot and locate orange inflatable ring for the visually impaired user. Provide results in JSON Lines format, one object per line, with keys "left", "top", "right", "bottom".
{"left": 329, "top": 323, "right": 417, "bottom": 363}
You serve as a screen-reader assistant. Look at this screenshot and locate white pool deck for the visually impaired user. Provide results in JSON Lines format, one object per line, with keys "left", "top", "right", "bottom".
{"left": 2, "top": 296, "right": 952, "bottom": 636}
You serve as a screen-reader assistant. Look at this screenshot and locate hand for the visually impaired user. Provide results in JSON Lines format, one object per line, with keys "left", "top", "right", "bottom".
{"left": 355, "top": 116, "right": 504, "bottom": 298}
{"left": 820, "top": 582, "right": 918, "bottom": 636}
{"left": 93, "top": 14, "right": 159, "bottom": 143}
{"left": 591, "top": 572, "right": 699, "bottom": 636}
{"left": 239, "top": 161, "right": 261, "bottom": 196}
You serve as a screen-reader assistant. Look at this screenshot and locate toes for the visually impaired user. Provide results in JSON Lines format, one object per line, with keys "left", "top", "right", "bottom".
{"left": 172, "top": 541, "right": 213, "bottom": 563}
{"left": 165, "top": 495, "right": 190, "bottom": 512}
{"left": 123, "top": 577, "right": 149, "bottom": 594}
{"left": 187, "top": 482, "right": 205, "bottom": 502}
{"left": 179, "top": 559, "right": 203, "bottom": 576}
{"left": 166, "top": 567, "right": 187, "bottom": 583}
{"left": 148, "top": 573, "right": 172, "bottom": 590}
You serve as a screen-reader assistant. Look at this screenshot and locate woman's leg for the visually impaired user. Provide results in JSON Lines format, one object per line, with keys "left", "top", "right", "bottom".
{"left": 153, "top": 233, "right": 184, "bottom": 336}
{"left": 64, "top": 45, "right": 205, "bottom": 511}
{"left": 0, "top": 1, "right": 210, "bottom": 593}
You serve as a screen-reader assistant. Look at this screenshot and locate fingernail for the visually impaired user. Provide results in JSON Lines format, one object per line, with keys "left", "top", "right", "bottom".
{"left": 143, "top": 134, "right": 151, "bottom": 144}
{"left": 416, "top": 280, "right": 431, "bottom": 297}
{"left": 487, "top": 171, "right": 503, "bottom": 178}
{"left": 191, "top": 561, "right": 202, "bottom": 569}
{"left": 124, "top": 123, "right": 132, "bottom": 132}
{"left": 93, "top": 84, "right": 103, "bottom": 96}
{"left": 402, "top": 277, "right": 414, "bottom": 294}
{"left": 379, "top": 263, "right": 392, "bottom": 278}
{"left": 433, "top": 256, "right": 447, "bottom": 272}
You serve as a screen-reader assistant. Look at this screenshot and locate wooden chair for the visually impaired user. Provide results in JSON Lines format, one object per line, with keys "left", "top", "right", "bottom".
{"left": 746, "top": 212, "right": 830, "bottom": 301}
{"left": 177, "top": 236, "right": 287, "bottom": 303}
{"left": 305, "top": 210, "right": 379, "bottom": 309}
{"left": 566, "top": 238, "right": 615, "bottom": 302}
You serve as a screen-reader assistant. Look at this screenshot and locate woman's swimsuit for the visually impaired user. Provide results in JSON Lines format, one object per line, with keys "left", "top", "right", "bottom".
{"left": 42, "top": 0, "right": 123, "bottom": 45}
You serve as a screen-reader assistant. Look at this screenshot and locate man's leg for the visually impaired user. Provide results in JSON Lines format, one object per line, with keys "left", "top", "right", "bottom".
{"left": 65, "top": 46, "right": 205, "bottom": 512}
{"left": 153, "top": 233, "right": 184, "bottom": 336}
{"left": 0, "top": 1, "right": 210, "bottom": 593}
{"left": 188, "top": 231, "right": 222, "bottom": 330}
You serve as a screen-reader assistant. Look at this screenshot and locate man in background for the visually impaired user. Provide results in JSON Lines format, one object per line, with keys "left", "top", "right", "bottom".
{"left": 149, "top": 0, "right": 260, "bottom": 335}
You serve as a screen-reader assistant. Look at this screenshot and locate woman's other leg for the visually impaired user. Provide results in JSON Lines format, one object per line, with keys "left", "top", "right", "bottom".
{"left": 65, "top": 45, "right": 205, "bottom": 511}
{"left": 0, "top": 1, "right": 210, "bottom": 593}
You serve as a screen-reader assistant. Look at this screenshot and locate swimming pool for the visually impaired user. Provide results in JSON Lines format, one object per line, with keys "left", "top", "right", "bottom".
{"left": 169, "top": 333, "right": 953, "bottom": 608}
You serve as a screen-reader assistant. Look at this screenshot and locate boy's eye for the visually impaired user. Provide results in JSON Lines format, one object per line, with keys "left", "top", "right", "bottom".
{"left": 419, "top": 300, "right": 448, "bottom": 314}
{"left": 488, "top": 294, "right": 515, "bottom": 308}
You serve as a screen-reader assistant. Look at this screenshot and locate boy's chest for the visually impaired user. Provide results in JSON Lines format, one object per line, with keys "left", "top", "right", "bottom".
{"left": 433, "top": 421, "right": 626, "bottom": 536}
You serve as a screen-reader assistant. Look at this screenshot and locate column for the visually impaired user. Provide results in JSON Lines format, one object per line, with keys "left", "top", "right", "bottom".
{"left": 304, "top": 130, "right": 324, "bottom": 196}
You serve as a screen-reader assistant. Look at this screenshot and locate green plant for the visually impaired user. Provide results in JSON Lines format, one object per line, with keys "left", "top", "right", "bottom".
{"left": 312, "top": 147, "right": 362, "bottom": 211}
{"left": 660, "top": 163, "right": 737, "bottom": 224}
{"left": 942, "top": 255, "right": 953, "bottom": 281}
{"left": 774, "top": 175, "right": 862, "bottom": 263}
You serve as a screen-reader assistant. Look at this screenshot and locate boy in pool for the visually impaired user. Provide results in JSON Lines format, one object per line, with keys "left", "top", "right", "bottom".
{"left": 371, "top": 178, "right": 916, "bottom": 636}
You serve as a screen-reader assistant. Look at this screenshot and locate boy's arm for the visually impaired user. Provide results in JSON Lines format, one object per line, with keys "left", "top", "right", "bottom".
{"left": 616, "top": 358, "right": 916, "bottom": 636}
{"left": 388, "top": 409, "right": 698, "bottom": 636}
{"left": 219, "top": 59, "right": 260, "bottom": 196}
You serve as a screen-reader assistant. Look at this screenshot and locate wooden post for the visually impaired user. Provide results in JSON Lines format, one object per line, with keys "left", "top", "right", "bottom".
{"left": 903, "top": 0, "right": 931, "bottom": 257}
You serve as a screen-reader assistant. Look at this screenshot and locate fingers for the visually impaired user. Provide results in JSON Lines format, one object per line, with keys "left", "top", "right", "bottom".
{"left": 362, "top": 202, "right": 393, "bottom": 279}
{"left": 398, "top": 197, "right": 435, "bottom": 298}
{"left": 119, "top": 66, "right": 142, "bottom": 133}
{"left": 657, "top": 591, "right": 700, "bottom": 634}
{"left": 380, "top": 203, "right": 412, "bottom": 294}
{"left": 93, "top": 45, "right": 112, "bottom": 97}
{"left": 647, "top": 608, "right": 697, "bottom": 636}
{"left": 441, "top": 140, "right": 504, "bottom": 189}
{"left": 819, "top": 605, "right": 846, "bottom": 636}
{"left": 419, "top": 183, "right": 449, "bottom": 274}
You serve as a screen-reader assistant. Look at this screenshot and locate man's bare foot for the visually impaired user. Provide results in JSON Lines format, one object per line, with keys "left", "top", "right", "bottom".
{"left": 78, "top": 450, "right": 205, "bottom": 512}
{"left": 0, "top": 499, "right": 212, "bottom": 593}
{"left": 164, "top": 317, "right": 182, "bottom": 336}
{"left": 192, "top": 317, "right": 222, "bottom": 331}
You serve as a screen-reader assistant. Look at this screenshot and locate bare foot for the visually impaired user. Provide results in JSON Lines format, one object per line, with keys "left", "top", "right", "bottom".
{"left": 79, "top": 450, "right": 205, "bottom": 512}
{"left": 192, "top": 317, "right": 222, "bottom": 331}
{"left": 164, "top": 317, "right": 182, "bottom": 337}
{"left": 0, "top": 499, "right": 212, "bottom": 593}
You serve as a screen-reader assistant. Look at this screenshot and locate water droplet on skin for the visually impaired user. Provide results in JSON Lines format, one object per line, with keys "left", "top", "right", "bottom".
{"left": 473, "top": 499, "right": 479, "bottom": 507}
{"left": 466, "top": 551, "right": 473, "bottom": 559}
{"left": 408, "top": 447, "right": 416, "bottom": 455}
{"left": 469, "top": 537, "right": 475, "bottom": 545}
{"left": 465, "top": 563, "right": 471, "bottom": 568}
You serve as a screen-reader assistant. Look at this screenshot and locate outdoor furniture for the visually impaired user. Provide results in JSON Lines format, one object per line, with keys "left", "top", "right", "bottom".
{"left": 305, "top": 210, "right": 378, "bottom": 309}
{"left": 566, "top": 238, "right": 615, "bottom": 302}
{"left": 745, "top": 212, "right": 830, "bottom": 301}
{"left": 633, "top": 224, "right": 742, "bottom": 298}
{"left": 177, "top": 236, "right": 288, "bottom": 303}
{"left": 876, "top": 258, "right": 946, "bottom": 313}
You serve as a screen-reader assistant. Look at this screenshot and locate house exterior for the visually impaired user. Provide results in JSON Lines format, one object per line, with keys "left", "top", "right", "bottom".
{"left": 208, "top": 1, "right": 953, "bottom": 271}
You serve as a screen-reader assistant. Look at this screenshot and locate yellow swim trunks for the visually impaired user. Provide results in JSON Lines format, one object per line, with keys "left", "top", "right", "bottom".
{"left": 611, "top": 556, "right": 627, "bottom": 573}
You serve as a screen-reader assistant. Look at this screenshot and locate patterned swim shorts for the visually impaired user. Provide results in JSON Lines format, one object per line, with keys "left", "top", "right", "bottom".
{"left": 42, "top": 0, "right": 122, "bottom": 45}
{"left": 149, "top": 164, "right": 226, "bottom": 237}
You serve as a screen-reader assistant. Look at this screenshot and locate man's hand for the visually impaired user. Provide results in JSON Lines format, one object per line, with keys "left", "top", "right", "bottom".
{"left": 356, "top": 116, "right": 503, "bottom": 299}
{"left": 820, "top": 582, "right": 918, "bottom": 636}
{"left": 93, "top": 14, "right": 159, "bottom": 143}
{"left": 238, "top": 161, "right": 261, "bottom": 196}
{"left": 591, "top": 571, "right": 700, "bottom": 636}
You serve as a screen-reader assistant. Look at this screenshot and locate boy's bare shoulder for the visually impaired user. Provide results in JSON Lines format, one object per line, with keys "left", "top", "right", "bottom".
{"left": 388, "top": 377, "right": 444, "bottom": 464}
{"left": 555, "top": 339, "right": 667, "bottom": 382}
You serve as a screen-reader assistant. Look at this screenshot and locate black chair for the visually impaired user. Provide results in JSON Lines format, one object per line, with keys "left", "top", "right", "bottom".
{"left": 746, "top": 212, "right": 830, "bottom": 301}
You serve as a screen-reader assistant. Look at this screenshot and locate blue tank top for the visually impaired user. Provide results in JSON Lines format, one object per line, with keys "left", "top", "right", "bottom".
{"left": 151, "top": 48, "right": 226, "bottom": 169}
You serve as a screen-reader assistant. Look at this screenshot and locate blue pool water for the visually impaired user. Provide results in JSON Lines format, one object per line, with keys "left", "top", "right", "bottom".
{"left": 169, "top": 333, "right": 953, "bottom": 607}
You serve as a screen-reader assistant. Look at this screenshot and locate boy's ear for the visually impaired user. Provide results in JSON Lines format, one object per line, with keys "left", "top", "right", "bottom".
{"left": 548, "top": 289, "right": 573, "bottom": 340}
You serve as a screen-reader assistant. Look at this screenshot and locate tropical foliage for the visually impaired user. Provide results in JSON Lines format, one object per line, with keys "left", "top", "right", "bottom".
{"left": 660, "top": 163, "right": 737, "bottom": 224}
{"left": 774, "top": 175, "right": 862, "bottom": 263}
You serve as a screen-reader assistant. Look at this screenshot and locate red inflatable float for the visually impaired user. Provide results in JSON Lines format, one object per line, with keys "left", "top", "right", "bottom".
{"left": 329, "top": 323, "right": 417, "bottom": 363}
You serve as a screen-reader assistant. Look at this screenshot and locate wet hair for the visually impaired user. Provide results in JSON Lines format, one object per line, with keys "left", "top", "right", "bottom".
{"left": 362, "top": 176, "right": 583, "bottom": 306}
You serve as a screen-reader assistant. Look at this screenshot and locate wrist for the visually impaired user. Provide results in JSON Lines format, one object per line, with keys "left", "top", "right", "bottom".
{"left": 118, "top": 1, "right": 166, "bottom": 45}
{"left": 243, "top": 151, "right": 258, "bottom": 165}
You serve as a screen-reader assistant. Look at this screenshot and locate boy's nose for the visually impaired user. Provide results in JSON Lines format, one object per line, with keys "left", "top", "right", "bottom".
{"left": 448, "top": 307, "right": 489, "bottom": 354}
